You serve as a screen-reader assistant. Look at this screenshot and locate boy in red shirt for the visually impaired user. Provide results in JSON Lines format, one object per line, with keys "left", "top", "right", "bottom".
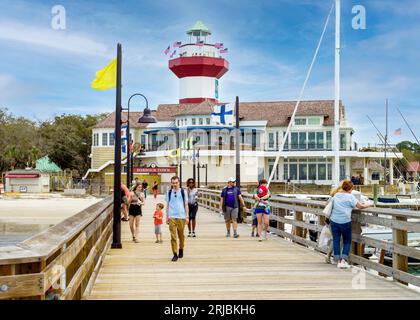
{"left": 153, "top": 203, "right": 164, "bottom": 243}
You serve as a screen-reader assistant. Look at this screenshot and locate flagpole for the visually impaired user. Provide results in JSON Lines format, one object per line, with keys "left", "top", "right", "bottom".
{"left": 384, "top": 99, "right": 388, "bottom": 189}
{"left": 333, "top": 0, "right": 341, "bottom": 188}
{"left": 112, "top": 43, "right": 123, "bottom": 249}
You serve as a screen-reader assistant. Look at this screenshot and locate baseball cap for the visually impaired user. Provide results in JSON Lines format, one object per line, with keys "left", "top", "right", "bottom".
{"left": 228, "top": 177, "right": 236, "bottom": 182}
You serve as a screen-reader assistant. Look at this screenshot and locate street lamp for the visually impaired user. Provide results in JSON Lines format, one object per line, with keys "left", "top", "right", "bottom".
{"left": 123, "top": 93, "right": 157, "bottom": 188}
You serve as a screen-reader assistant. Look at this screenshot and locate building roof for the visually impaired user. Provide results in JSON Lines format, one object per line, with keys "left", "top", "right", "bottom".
{"left": 93, "top": 111, "right": 158, "bottom": 129}
{"left": 94, "top": 100, "right": 345, "bottom": 129}
{"left": 187, "top": 20, "right": 211, "bottom": 35}
{"left": 35, "top": 156, "right": 61, "bottom": 173}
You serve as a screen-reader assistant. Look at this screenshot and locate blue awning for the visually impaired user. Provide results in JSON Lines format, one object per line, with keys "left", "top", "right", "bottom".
{"left": 144, "top": 126, "right": 264, "bottom": 134}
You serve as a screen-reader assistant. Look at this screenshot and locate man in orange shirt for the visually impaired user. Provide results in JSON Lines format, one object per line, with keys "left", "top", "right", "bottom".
{"left": 153, "top": 203, "right": 164, "bottom": 243}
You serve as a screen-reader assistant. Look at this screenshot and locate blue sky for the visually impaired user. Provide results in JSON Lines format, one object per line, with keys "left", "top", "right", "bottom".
{"left": 0, "top": 0, "right": 419, "bottom": 145}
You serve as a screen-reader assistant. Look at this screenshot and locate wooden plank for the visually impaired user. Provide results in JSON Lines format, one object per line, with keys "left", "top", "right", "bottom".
{"left": 0, "top": 273, "right": 44, "bottom": 299}
{"left": 349, "top": 254, "right": 420, "bottom": 288}
{"left": 353, "top": 214, "right": 420, "bottom": 233}
{"left": 393, "top": 216, "right": 408, "bottom": 285}
{"left": 42, "top": 231, "right": 88, "bottom": 291}
{"left": 62, "top": 220, "right": 112, "bottom": 300}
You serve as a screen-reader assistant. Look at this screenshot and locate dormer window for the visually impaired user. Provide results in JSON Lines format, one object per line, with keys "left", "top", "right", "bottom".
{"left": 295, "top": 118, "right": 306, "bottom": 125}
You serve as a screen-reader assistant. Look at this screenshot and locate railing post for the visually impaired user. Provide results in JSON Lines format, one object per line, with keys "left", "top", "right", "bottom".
{"left": 393, "top": 215, "right": 408, "bottom": 285}
{"left": 351, "top": 213, "right": 363, "bottom": 259}
{"left": 277, "top": 208, "right": 285, "bottom": 232}
{"left": 294, "top": 211, "right": 303, "bottom": 238}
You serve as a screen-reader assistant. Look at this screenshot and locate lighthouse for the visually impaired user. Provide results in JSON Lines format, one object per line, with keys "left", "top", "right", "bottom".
{"left": 169, "top": 21, "right": 229, "bottom": 104}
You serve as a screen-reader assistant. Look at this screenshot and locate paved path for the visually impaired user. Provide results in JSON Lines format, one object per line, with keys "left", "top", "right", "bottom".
{"left": 88, "top": 195, "right": 420, "bottom": 300}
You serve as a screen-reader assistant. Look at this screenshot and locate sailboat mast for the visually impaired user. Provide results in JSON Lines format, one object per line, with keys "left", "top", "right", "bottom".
{"left": 334, "top": 0, "right": 341, "bottom": 187}
{"left": 384, "top": 99, "right": 388, "bottom": 188}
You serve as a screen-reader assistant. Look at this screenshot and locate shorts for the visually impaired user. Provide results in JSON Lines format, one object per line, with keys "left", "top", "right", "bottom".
{"left": 188, "top": 203, "right": 198, "bottom": 220}
{"left": 255, "top": 207, "right": 271, "bottom": 215}
{"left": 252, "top": 217, "right": 258, "bottom": 226}
{"left": 129, "top": 204, "right": 142, "bottom": 217}
{"left": 224, "top": 206, "right": 238, "bottom": 221}
{"left": 154, "top": 224, "right": 162, "bottom": 234}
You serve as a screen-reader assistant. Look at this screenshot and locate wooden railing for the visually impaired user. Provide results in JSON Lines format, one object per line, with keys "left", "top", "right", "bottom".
{"left": 0, "top": 196, "right": 113, "bottom": 300}
{"left": 198, "top": 188, "right": 420, "bottom": 288}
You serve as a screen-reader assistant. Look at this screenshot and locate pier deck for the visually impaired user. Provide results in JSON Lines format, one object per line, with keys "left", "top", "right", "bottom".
{"left": 88, "top": 195, "right": 420, "bottom": 300}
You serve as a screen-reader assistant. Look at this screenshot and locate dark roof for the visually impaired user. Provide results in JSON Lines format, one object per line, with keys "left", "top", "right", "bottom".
{"left": 94, "top": 100, "right": 345, "bottom": 128}
{"left": 93, "top": 111, "right": 158, "bottom": 128}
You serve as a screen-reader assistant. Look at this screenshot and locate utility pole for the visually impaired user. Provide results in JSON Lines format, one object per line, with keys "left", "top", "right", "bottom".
{"left": 197, "top": 148, "right": 201, "bottom": 187}
{"left": 235, "top": 96, "right": 241, "bottom": 188}
{"left": 111, "top": 43, "right": 122, "bottom": 249}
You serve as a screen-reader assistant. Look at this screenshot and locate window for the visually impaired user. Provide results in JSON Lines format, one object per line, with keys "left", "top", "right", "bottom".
{"left": 289, "top": 164, "right": 298, "bottom": 180}
{"left": 199, "top": 118, "right": 203, "bottom": 125}
{"left": 283, "top": 132, "right": 289, "bottom": 150}
{"left": 298, "top": 132, "right": 307, "bottom": 150}
{"left": 284, "top": 164, "right": 289, "bottom": 180}
{"left": 318, "top": 164, "right": 326, "bottom": 180}
{"left": 299, "top": 163, "right": 307, "bottom": 180}
{"left": 291, "top": 132, "right": 298, "bottom": 150}
{"left": 93, "top": 133, "right": 99, "bottom": 146}
{"left": 308, "top": 132, "right": 316, "bottom": 150}
{"left": 308, "top": 117, "right": 321, "bottom": 125}
{"left": 192, "top": 118, "right": 196, "bottom": 125}
{"left": 340, "top": 159, "right": 346, "bottom": 180}
{"left": 327, "top": 163, "right": 332, "bottom": 180}
{"left": 206, "top": 118, "right": 211, "bottom": 125}
{"left": 109, "top": 133, "right": 115, "bottom": 146}
{"left": 309, "top": 164, "right": 317, "bottom": 180}
{"left": 268, "top": 132, "right": 275, "bottom": 149}
{"left": 141, "top": 135, "right": 146, "bottom": 145}
{"left": 177, "top": 120, "right": 180, "bottom": 126}
{"left": 340, "top": 133, "right": 346, "bottom": 150}
{"left": 295, "top": 118, "right": 306, "bottom": 125}
{"left": 316, "top": 132, "right": 324, "bottom": 149}
{"left": 102, "top": 133, "right": 108, "bottom": 146}
{"left": 326, "top": 131, "right": 332, "bottom": 149}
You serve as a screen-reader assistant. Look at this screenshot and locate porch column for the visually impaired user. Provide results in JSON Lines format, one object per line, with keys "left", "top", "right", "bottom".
{"left": 389, "top": 158, "right": 394, "bottom": 185}
{"left": 363, "top": 158, "right": 368, "bottom": 185}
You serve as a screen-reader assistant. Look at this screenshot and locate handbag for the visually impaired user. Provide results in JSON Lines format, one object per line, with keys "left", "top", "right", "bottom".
{"left": 323, "top": 198, "right": 333, "bottom": 218}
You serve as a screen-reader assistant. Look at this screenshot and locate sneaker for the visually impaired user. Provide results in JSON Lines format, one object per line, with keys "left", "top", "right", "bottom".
{"left": 192, "top": 232, "right": 196, "bottom": 238}
{"left": 226, "top": 231, "right": 231, "bottom": 237}
{"left": 234, "top": 233, "right": 239, "bottom": 238}
{"left": 341, "top": 260, "right": 351, "bottom": 269}
{"left": 178, "top": 249, "right": 184, "bottom": 258}
{"left": 155, "top": 240, "right": 159, "bottom": 243}
{"left": 337, "top": 260, "right": 343, "bottom": 269}
{"left": 258, "top": 236, "right": 263, "bottom": 242}
{"left": 188, "top": 232, "right": 192, "bottom": 237}
{"left": 171, "top": 254, "right": 178, "bottom": 262}
{"left": 159, "top": 240, "right": 163, "bottom": 243}
{"left": 325, "top": 256, "right": 332, "bottom": 264}
{"left": 251, "top": 231, "right": 255, "bottom": 237}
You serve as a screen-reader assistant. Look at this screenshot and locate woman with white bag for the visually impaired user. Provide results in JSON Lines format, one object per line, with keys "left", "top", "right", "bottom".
{"left": 324, "top": 180, "right": 372, "bottom": 269}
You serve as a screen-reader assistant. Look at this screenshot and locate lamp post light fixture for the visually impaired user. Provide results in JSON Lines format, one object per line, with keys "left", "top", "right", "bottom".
{"left": 123, "top": 93, "right": 157, "bottom": 188}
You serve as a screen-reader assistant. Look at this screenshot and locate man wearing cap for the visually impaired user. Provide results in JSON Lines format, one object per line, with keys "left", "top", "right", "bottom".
{"left": 220, "top": 177, "right": 245, "bottom": 238}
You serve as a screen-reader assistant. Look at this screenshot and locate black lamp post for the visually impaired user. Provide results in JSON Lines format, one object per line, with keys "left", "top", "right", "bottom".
{"left": 123, "top": 93, "right": 157, "bottom": 188}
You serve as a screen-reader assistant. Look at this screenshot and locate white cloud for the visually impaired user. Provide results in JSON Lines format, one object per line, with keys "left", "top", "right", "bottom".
{"left": 0, "top": 21, "right": 111, "bottom": 57}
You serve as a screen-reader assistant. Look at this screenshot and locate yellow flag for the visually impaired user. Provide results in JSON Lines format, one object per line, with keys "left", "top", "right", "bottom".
{"left": 168, "top": 148, "right": 180, "bottom": 158}
{"left": 91, "top": 58, "right": 117, "bottom": 90}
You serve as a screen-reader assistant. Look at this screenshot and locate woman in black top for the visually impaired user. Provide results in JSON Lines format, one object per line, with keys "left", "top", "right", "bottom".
{"left": 129, "top": 184, "right": 145, "bottom": 243}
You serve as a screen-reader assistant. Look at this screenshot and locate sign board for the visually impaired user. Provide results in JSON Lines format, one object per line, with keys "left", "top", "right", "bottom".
{"left": 19, "top": 186, "right": 28, "bottom": 193}
{"left": 132, "top": 167, "right": 177, "bottom": 174}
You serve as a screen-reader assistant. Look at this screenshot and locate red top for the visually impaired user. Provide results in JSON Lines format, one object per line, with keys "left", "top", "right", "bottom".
{"left": 153, "top": 210, "right": 164, "bottom": 225}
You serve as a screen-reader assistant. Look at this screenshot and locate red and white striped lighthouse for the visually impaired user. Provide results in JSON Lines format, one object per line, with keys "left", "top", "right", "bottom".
{"left": 169, "top": 21, "right": 229, "bottom": 104}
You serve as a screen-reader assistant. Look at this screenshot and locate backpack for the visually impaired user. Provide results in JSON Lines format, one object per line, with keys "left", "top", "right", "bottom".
{"left": 168, "top": 188, "right": 186, "bottom": 203}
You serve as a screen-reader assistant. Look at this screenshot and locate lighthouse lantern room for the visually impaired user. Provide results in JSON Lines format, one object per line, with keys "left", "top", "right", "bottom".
{"left": 169, "top": 21, "right": 229, "bottom": 104}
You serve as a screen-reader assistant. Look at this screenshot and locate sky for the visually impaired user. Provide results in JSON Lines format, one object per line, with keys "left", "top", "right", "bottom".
{"left": 0, "top": 0, "right": 419, "bottom": 145}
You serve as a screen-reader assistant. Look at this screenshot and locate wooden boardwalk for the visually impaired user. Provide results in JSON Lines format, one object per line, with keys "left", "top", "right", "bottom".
{"left": 88, "top": 195, "right": 420, "bottom": 300}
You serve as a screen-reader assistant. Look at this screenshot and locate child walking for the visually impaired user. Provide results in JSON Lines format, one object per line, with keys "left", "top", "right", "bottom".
{"left": 154, "top": 203, "right": 164, "bottom": 243}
